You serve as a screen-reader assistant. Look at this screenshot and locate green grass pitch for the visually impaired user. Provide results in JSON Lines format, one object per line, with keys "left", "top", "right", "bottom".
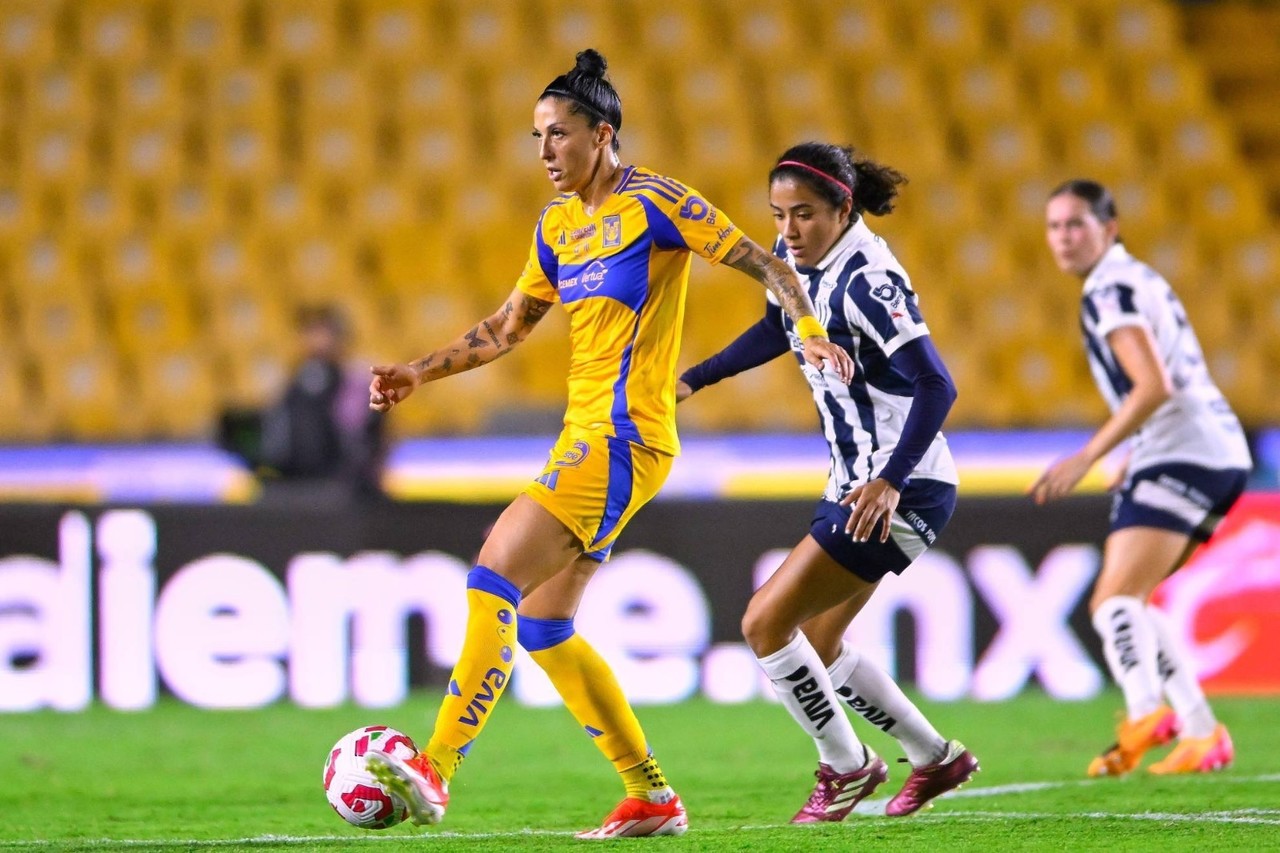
{"left": 2, "top": 692, "right": 1278, "bottom": 851}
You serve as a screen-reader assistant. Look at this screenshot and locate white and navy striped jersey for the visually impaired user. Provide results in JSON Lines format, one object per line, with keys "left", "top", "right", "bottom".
{"left": 1080, "top": 243, "right": 1251, "bottom": 473}
{"left": 770, "top": 218, "right": 958, "bottom": 500}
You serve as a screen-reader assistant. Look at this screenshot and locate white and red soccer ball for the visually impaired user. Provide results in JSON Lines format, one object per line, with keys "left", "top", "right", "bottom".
{"left": 322, "top": 725, "right": 419, "bottom": 829}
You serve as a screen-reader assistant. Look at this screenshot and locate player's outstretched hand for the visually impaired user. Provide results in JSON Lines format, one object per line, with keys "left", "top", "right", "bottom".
{"left": 1029, "top": 450, "right": 1091, "bottom": 505}
{"left": 369, "top": 364, "right": 420, "bottom": 412}
{"left": 841, "top": 478, "right": 900, "bottom": 543}
{"left": 802, "top": 337, "right": 854, "bottom": 384}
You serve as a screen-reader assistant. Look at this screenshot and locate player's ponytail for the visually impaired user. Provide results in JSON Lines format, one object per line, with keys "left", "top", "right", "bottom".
{"left": 850, "top": 156, "right": 907, "bottom": 217}
{"left": 539, "top": 49, "right": 623, "bottom": 152}
{"left": 771, "top": 142, "right": 907, "bottom": 218}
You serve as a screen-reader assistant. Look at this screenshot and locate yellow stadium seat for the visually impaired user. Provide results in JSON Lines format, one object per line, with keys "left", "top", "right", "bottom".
{"left": 760, "top": 67, "right": 853, "bottom": 141}
{"left": 115, "top": 120, "right": 185, "bottom": 182}
{"left": 37, "top": 346, "right": 146, "bottom": 441}
{"left": 720, "top": 0, "right": 809, "bottom": 58}
{"left": 991, "top": 173, "right": 1059, "bottom": 231}
{"left": 1217, "top": 233, "right": 1280, "bottom": 292}
{"left": 538, "top": 0, "right": 631, "bottom": 62}
{"left": 299, "top": 121, "right": 375, "bottom": 183}
{"left": 857, "top": 64, "right": 933, "bottom": 122}
{"left": 358, "top": 0, "right": 442, "bottom": 63}
{"left": 812, "top": 3, "right": 903, "bottom": 62}
{"left": 76, "top": 0, "right": 153, "bottom": 64}
{"left": 945, "top": 236, "right": 1022, "bottom": 300}
{"left": 208, "top": 64, "right": 276, "bottom": 127}
{"left": 1122, "top": 57, "right": 1213, "bottom": 123}
{"left": 109, "top": 287, "right": 199, "bottom": 361}
{"left": 681, "top": 114, "right": 765, "bottom": 186}
{"left": 994, "top": 0, "right": 1085, "bottom": 60}
{"left": 444, "top": 0, "right": 536, "bottom": 57}
{"left": 1031, "top": 63, "right": 1118, "bottom": 122}
{"left": 155, "top": 177, "right": 229, "bottom": 238}
{"left": 12, "top": 233, "right": 92, "bottom": 299}
{"left": 1107, "top": 178, "right": 1173, "bottom": 246}
{"left": 0, "top": 1, "right": 60, "bottom": 66}
{"left": 170, "top": 0, "right": 245, "bottom": 63}
{"left": 111, "top": 63, "right": 185, "bottom": 125}
{"left": 221, "top": 343, "right": 290, "bottom": 409}
{"left": 65, "top": 180, "right": 135, "bottom": 242}
{"left": 1179, "top": 172, "right": 1270, "bottom": 242}
{"left": 20, "top": 124, "right": 92, "bottom": 186}
{"left": 1142, "top": 230, "right": 1209, "bottom": 290}
{"left": 955, "top": 117, "right": 1049, "bottom": 179}
{"left": 260, "top": 0, "right": 343, "bottom": 65}
{"left": 1053, "top": 117, "right": 1146, "bottom": 181}
{"left": 207, "top": 121, "right": 279, "bottom": 183}
{"left": 1094, "top": 1, "right": 1181, "bottom": 64}
{"left": 619, "top": 3, "right": 707, "bottom": 62}
{"left": 22, "top": 63, "right": 93, "bottom": 124}
{"left": 901, "top": 0, "right": 993, "bottom": 63}
{"left": 1147, "top": 116, "right": 1240, "bottom": 171}
{"left": 898, "top": 173, "right": 988, "bottom": 239}
{"left": 205, "top": 286, "right": 291, "bottom": 351}
{"left": 938, "top": 59, "right": 1029, "bottom": 123}
{"left": 132, "top": 348, "right": 220, "bottom": 439}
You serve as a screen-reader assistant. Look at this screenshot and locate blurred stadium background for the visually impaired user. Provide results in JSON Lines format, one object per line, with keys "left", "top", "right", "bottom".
{"left": 0, "top": 0, "right": 1277, "bottom": 444}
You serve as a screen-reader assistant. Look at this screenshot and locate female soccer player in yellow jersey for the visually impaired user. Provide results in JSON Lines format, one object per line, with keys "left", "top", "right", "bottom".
{"left": 365, "top": 50, "right": 853, "bottom": 838}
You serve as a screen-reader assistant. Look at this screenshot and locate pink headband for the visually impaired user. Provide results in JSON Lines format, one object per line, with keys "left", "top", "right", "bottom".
{"left": 776, "top": 160, "right": 852, "bottom": 197}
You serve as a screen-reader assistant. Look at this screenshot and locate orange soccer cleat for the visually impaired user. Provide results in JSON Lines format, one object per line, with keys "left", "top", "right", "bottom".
{"left": 365, "top": 751, "right": 450, "bottom": 826}
{"left": 574, "top": 794, "right": 688, "bottom": 839}
{"left": 1148, "top": 724, "right": 1234, "bottom": 775}
{"left": 1087, "top": 705, "right": 1181, "bottom": 777}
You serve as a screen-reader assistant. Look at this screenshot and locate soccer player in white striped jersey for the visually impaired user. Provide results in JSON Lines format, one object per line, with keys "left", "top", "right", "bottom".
{"left": 1034, "top": 180, "right": 1251, "bottom": 776}
{"left": 679, "top": 142, "right": 978, "bottom": 822}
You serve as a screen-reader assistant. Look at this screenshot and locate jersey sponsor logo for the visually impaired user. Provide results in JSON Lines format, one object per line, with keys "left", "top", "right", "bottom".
{"left": 839, "top": 690, "right": 899, "bottom": 732}
{"left": 678, "top": 196, "right": 709, "bottom": 221}
{"left": 872, "top": 282, "right": 907, "bottom": 318}
{"left": 702, "top": 225, "right": 737, "bottom": 257}
{"left": 559, "top": 260, "right": 609, "bottom": 292}
{"left": 554, "top": 439, "right": 591, "bottom": 467}
{"left": 570, "top": 223, "right": 597, "bottom": 241}
{"left": 602, "top": 214, "right": 622, "bottom": 247}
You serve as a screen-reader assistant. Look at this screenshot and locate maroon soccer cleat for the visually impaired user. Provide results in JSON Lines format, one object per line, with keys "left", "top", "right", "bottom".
{"left": 791, "top": 749, "right": 889, "bottom": 824}
{"left": 885, "top": 740, "right": 979, "bottom": 817}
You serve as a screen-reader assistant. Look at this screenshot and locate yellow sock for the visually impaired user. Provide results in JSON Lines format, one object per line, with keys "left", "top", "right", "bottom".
{"left": 426, "top": 567, "right": 520, "bottom": 783}
{"left": 526, "top": 627, "right": 668, "bottom": 797}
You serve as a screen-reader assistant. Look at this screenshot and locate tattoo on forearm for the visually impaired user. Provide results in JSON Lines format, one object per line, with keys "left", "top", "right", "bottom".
{"left": 724, "top": 239, "right": 814, "bottom": 323}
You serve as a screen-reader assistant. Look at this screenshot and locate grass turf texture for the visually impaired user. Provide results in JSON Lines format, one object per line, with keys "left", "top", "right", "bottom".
{"left": 2, "top": 692, "right": 1278, "bottom": 851}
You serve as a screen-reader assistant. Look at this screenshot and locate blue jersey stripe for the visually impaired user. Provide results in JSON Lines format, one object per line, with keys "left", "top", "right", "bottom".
{"left": 590, "top": 436, "right": 636, "bottom": 548}
{"left": 635, "top": 195, "right": 687, "bottom": 251}
{"left": 626, "top": 179, "right": 681, "bottom": 205}
{"left": 631, "top": 170, "right": 686, "bottom": 196}
{"left": 609, "top": 321, "right": 644, "bottom": 444}
{"left": 1081, "top": 295, "right": 1134, "bottom": 397}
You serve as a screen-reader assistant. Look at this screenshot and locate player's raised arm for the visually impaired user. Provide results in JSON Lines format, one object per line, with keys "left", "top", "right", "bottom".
{"left": 369, "top": 287, "right": 553, "bottom": 412}
{"left": 720, "top": 235, "right": 854, "bottom": 383}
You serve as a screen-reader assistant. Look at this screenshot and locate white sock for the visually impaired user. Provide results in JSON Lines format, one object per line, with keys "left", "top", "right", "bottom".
{"left": 758, "top": 632, "right": 866, "bottom": 773}
{"left": 1092, "top": 596, "right": 1163, "bottom": 720}
{"left": 1146, "top": 604, "right": 1217, "bottom": 737}
{"left": 827, "top": 641, "right": 947, "bottom": 767}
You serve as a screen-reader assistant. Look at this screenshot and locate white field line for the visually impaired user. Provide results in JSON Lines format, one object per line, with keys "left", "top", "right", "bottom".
{"left": 2, "top": 776, "right": 1278, "bottom": 848}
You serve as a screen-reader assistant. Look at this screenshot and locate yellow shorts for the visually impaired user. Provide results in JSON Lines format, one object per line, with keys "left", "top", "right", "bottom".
{"left": 522, "top": 431, "right": 674, "bottom": 561}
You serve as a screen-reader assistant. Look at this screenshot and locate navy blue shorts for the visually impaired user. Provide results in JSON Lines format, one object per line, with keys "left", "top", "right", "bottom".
{"left": 1110, "top": 462, "right": 1248, "bottom": 542}
{"left": 810, "top": 479, "right": 957, "bottom": 583}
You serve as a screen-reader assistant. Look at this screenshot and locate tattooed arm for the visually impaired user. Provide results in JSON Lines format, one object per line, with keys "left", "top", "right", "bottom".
{"left": 721, "top": 236, "right": 854, "bottom": 383}
{"left": 369, "top": 287, "right": 553, "bottom": 412}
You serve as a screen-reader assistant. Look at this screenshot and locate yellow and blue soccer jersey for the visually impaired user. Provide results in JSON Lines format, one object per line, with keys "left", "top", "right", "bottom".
{"left": 516, "top": 165, "right": 741, "bottom": 455}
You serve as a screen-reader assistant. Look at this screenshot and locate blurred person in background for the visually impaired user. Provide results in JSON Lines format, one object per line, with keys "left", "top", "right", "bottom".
{"left": 679, "top": 142, "right": 977, "bottom": 823}
{"left": 1033, "top": 179, "right": 1251, "bottom": 777}
{"left": 258, "top": 304, "right": 386, "bottom": 500}
{"left": 363, "top": 50, "right": 853, "bottom": 837}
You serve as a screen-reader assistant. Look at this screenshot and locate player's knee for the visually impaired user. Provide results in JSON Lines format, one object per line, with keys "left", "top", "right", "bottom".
{"left": 741, "top": 598, "right": 786, "bottom": 656}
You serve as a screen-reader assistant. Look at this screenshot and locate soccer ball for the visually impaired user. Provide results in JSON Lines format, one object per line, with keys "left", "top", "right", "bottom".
{"left": 322, "top": 725, "right": 419, "bottom": 829}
